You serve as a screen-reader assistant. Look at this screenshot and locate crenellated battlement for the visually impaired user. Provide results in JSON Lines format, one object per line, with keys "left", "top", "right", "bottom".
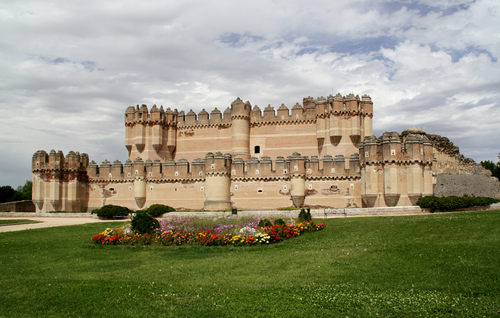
{"left": 359, "top": 132, "right": 434, "bottom": 165}
{"left": 86, "top": 151, "right": 361, "bottom": 184}
{"left": 125, "top": 93, "right": 374, "bottom": 164}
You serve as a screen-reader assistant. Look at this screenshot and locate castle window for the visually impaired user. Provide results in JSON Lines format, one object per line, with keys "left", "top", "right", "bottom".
{"left": 308, "top": 184, "right": 313, "bottom": 190}
{"left": 127, "top": 173, "right": 131, "bottom": 177}
{"left": 135, "top": 170, "right": 138, "bottom": 175}
{"left": 256, "top": 169, "right": 260, "bottom": 175}
{"left": 231, "top": 170, "right": 236, "bottom": 175}
{"left": 150, "top": 186, "right": 154, "bottom": 191}
{"left": 149, "top": 172, "right": 152, "bottom": 177}
{"left": 283, "top": 185, "right": 287, "bottom": 190}
{"left": 254, "top": 146, "right": 260, "bottom": 154}
{"left": 257, "top": 189, "right": 263, "bottom": 193}
{"left": 199, "top": 171, "right": 203, "bottom": 176}
{"left": 211, "top": 163, "right": 215, "bottom": 170}
{"left": 234, "top": 185, "right": 239, "bottom": 190}
{"left": 129, "top": 186, "right": 132, "bottom": 190}
{"left": 365, "top": 151, "right": 369, "bottom": 158}
{"left": 391, "top": 149, "right": 396, "bottom": 156}
{"left": 283, "top": 169, "right": 287, "bottom": 174}
{"left": 200, "top": 186, "right": 204, "bottom": 191}
{"left": 296, "top": 114, "right": 299, "bottom": 119}
{"left": 109, "top": 187, "right": 114, "bottom": 191}
{"left": 175, "top": 171, "right": 179, "bottom": 176}
{"left": 294, "top": 165, "right": 298, "bottom": 172}
{"left": 331, "top": 185, "right": 338, "bottom": 190}
{"left": 281, "top": 116, "right": 285, "bottom": 120}
{"left": 331, "top": 168, "right": 335, "bottom": 173}
{"left": 109, "top": 173, "right": 112, "bottom": 178}
{"left": 350, "top": 183, "right": 354, "bottom": 189}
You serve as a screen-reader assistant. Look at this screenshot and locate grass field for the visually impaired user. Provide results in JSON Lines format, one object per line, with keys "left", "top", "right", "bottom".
{"left": 1, "top": 211, "right": 499, "bottom": 317}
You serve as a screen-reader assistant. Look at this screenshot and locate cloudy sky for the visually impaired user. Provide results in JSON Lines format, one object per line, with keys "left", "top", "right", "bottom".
{"left": 1, "top": 0, "right": 499, "bottom": 187}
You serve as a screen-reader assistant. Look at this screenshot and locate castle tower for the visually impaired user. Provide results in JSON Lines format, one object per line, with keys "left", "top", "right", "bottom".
{"left": 133, "top": 157, "right": 146, "bottom": 209}
{"left": 203, "top": 152, "right": 232, "bottom": 211}
{"left": 361, "top": 94, "right": 373, "bottom": 137}
{"left": 125, "top": 104, "right": 177, "bottom": 163}
{"left": 230, "top": 98, "right": 251, "bottom": 161}
{"left": 32, "top": 150, "right": 48, "bottom": 211}
{"left": 381, "top": 132, "right": 401, "bottom": 207}
{"left": 359, "top": 136, "right": 380, "bottom": 207}
{"left": 405, "top": 134, "right": 424, "bottom": 205}
{"left": 288, "top": 152, "right": 306, "bottom": 208}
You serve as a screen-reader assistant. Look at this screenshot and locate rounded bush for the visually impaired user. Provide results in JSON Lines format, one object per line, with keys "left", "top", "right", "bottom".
{"left": 132, "top": 211, "right": 160, "bottom": 234}
{"left": 274, "top": 218, "right": 285, "bottom": 225}
{"left": 298, "top": 208, "right": 312, "bottom": 222}
{"left": 147, "top": 204, "right": 175, "bottom": 217}
{"left": 91, "top": 205, "right": 131, "bottom": 219}
{"left": 258, "top": 218, "right": 272, "bottom": 228}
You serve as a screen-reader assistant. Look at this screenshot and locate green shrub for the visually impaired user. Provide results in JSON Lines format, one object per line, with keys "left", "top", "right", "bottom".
{"left": 258, "top": 218, "right": 272, "bottom": 228}
{"left": 131, "top": 211, "right": 160, "bottom": 234}
{"left": 417, "top": 196, "right": 499, "bottom": 212}
{"left": 298, "top": 208, "right": 312, "bottom": 222}
{"left": 146, "top": 204, "right": 175, "bottom": 217}
{"left": 274, "top": 218, "right": 285, "bottom": 225}
{"left": 91, "top": 205, "right": 131, "bottom": 219}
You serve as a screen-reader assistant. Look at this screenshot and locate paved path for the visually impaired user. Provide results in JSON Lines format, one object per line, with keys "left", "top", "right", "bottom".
{"left": 0, "top": 217, "right": 125, "bottom": 233}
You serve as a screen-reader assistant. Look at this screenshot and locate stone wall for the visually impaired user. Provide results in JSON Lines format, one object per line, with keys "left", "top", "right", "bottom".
{"left": 433, "top": 174, "right": 500, "bottom": 198}
{"left": 0, "top": 200, "right": 35, "bottom": 212}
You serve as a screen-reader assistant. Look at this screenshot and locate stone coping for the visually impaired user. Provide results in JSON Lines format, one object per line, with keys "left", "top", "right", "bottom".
{"left": 0, "top": 206, "right": 428, "bottom": 219}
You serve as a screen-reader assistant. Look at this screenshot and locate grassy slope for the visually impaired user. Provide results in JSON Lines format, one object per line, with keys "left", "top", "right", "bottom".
{"left": 0, "top": 211, "right": 499, "bottom": 317}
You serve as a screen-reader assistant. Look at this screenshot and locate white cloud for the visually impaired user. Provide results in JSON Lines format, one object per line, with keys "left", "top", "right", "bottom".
{"left": 0, "top": 0, "right": 499, "bottom": 186}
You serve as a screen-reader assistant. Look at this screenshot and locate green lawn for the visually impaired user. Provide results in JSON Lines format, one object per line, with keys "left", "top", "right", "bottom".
{"left": 0, "top": 219, "right": 39, "bottom": 226}
{"left": 0, "top": 211, "right": 499, "bottom": 317}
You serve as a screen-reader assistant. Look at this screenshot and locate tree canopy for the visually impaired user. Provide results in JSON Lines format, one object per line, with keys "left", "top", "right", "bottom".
{"left": 0, "top": 180, "right": 32, "bottom": 203}
{"left": 481, "top": 153, "right": 500, "bottom": 181}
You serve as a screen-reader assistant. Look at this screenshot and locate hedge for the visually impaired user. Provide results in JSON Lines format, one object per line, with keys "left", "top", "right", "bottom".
{"left": 416, "top": 196, "right": 499, "bottom": 212}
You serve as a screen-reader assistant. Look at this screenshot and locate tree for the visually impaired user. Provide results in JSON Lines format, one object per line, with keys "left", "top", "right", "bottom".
{"left": 0, "top": 186, "right": 16, "bottom": 203}
{"left": 16, "top": 180, "right": 32, "bottom": 201}
{"left": 0, "top": 180, "right": 32, "bottom": 203}
{"left": 481, "top": 153, "right": 500, "bottom": 180}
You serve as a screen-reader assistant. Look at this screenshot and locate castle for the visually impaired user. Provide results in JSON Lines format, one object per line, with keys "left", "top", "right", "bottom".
{"left": 32, "top": 93, "right": 441, "bottom": 212}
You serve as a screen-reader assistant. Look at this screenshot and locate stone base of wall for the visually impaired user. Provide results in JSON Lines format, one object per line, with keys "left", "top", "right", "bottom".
{"left": 3, "top": 204, "right": 498, "bottom": 220}
{"left": 0, "top": 200, "right": 35, "bottom": 212}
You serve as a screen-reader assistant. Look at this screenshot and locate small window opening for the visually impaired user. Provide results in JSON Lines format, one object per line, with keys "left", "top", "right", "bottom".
{"left": 109, "top": 187, "right": 114, "bottom": 191}
{"left": 254, "top": 146, "right": 260, "bottom": 154}
{"left": 257, "top": 189, "right": 263, "bottom": 193}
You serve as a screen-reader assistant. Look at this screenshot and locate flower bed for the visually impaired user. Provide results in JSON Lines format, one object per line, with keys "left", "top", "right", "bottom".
{"left": 92, "top": 218, "right": 326, "bottom": 246}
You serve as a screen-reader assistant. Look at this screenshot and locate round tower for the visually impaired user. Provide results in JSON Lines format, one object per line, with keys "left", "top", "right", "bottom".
{"left": 230, "top": 98, "right": 251, "bottom": 161}
{"left": 203, "top": 152, "right": 232, "bottom": 211}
